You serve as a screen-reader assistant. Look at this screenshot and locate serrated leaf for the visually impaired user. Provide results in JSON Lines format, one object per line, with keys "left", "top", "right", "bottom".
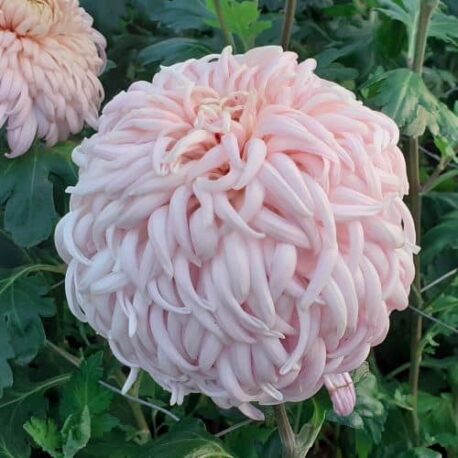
{"left": 378, "top": 0, "right": 458, "bottom": 48}
{"left": 363, "top": 68, "right": 458, "bottom": 146}
{"left": 138, "top": 38, "right": 213, "bottom": 67}
{"left": 377, "top": 0, "right": 418, "bottom": 29}
{"left": 429, "top": 10, "right": 458, "bottom": 45}
{"left": 61, "top": 406, "right": 91, "bottom": 458}
{"left": 0, "top": 274, "right": 55, "bottom": 375}
{"left": 24, "top": 417, "right": 62, "bottom": 458}
{"left": 0, "top": 142, "right": 77, "bottom": 247}
{"left": 205, "top": 0, "right": 272, "bottom": 49}
{"left": 60, "top": 353, "right": 112, "bottom": 420}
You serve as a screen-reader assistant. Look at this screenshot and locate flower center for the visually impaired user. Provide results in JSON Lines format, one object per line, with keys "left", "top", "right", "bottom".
{"left": 27, "top": 0, "right": 49, "bottom": 6}
{"left": 194, "top": 91, "right": 253, "bottom": 134}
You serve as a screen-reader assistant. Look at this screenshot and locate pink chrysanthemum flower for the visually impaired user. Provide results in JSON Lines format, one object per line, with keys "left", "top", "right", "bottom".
{"left": 55, "top": 47, "right": 417, "bottom": 420}
{"left": 0, "top": 0, "right": 106, "bottom": 158}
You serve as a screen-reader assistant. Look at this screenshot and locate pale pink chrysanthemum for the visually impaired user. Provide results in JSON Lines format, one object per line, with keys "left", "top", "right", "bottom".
{"left": 0, "top": 0, "right": 106, "bottom": 158}
{"left": 55, "top": 46, "right": 417, "bottom": 420}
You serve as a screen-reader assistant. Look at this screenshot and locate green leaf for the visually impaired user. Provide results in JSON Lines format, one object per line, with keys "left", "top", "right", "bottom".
{"left": 91, "top": 413, "right": 119, "bottom": 439}
{"left": 434, "top": 135, "right": 456, "bottom": 162}
{"left": 61, "top": 406, "right": 91, "bottom": 458}
{"left": 225, "top": 424, "right": 272, "bottom": 458}
{"left": 145, "top": 0, "right": 212, "bottom": 31}
{"left": 377, "top": 0, "right": 418, "bottom": 30}
{"left": 315, "top": 45, "right": 361, "bottom": 81}
{"left": 422, "top": 211, "right": 458, "bottom": 262}
{"left": 82, "top": 431, "right": 144, "bottom": 458}
{"left": 0, "top": 142, "right": 77, "bottom": 247}
{"left": 432, "top": 433, "right": 458, "bottom": 448}
{"left": 140, "top": 418, "right": 235, "bottom": 458}
{"left": 138, "top": 38, "right": 213, "bottom": 67}
{"left": 0, "top": 274, "right": 55, "bottom": 380}
{"left": 60, "top": 353, "right": 112, "bottom": 419}
{"left": 378, "top": 0, "right": 458, "bottom": 50}
{"left": 0, "top": 373, "right": 50, "bottom": 458}
{"left": 363, "top": 68, "right": 458, "bottom": 146}
{"left": 80, "top": 0, "right": 127, "bottom": 33}
{"left": 262, "top": 0, "right": 333, "bottom": 11}
{"left": 418, "top": 392, "right": 456, "bottom": 437}
{"left": 0, "top": 374, "right": 70, "bottom": 411}
{"left": 398, "top": 447, "right": 441, "bottom": 458}
{"left": 378, "top": 0, "right": 458, "bottom": 66}
{"left": 355, "top": 430, "right": 373, "bottom": 458}
{"left": 0, "top": 320, "right": 14, "bottom": 397}
{"left": 297, "top": 398, "right": 326, "bottom": 456}
{"left": 427, "top": 10, "right": 458, "bottom": 45}
{"left": 255, "top": 431, "right": 282, "bottom": 458}
{"left": 24, "top": 417, "right": 62, "bottom": 458}
{"left": 205, "top": 0, "right": 272, "bottom": 49}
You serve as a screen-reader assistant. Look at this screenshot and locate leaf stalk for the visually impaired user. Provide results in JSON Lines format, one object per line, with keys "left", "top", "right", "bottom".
{"left": 281, "top": 0, "right": 297, "bottom": 50}
{"left": 274, "top": 405, "right": 300, "bottom": 458}
{"left": 406, "top": 0, "right": 439, "bottom": 446}
{"left": 213, "top": 0, "right": 236, "bottom": 50}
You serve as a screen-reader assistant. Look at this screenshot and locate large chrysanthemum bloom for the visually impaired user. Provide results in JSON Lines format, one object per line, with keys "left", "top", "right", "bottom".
{"left": 55, "top": 46, "right": 417, "bottom": 420}
{"left": 0, "top": 0, "right": 106, "bottom": 158}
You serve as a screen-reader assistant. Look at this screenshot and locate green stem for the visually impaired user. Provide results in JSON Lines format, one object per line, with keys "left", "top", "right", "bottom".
{"left": 411, "top": 1, "right": 437, "bottom": 73}
{"left": 114, "top": 370, "right": 152, "bottom": 444}
{"left": 213, "top": 0, "right": 236, "bottom": 50}
{"left": 281, "top": 0, "right": 297, "bottom": 50}
{"left": 421, "top": 157, "right": 452, "bottom": 193}
{"left": 0, "top": 264, "right": 66, "bottom": 297}
{"left": 406, "top": 0, "right": 439, "bottom": 446}
{"left": 294, "top": 402, "right": 304, "bottom": 433}
{"left": 274, "top": 405, "right": 300, "bottom": 458}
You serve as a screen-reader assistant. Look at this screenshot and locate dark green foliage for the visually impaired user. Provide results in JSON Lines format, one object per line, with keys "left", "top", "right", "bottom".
{"left": 0, "top": 274, "right": 56, "bottom": 392}
{"left": 0, "top": 142, "right": 76, "bottom": 247}
{"left": 140, "top": 419, "right": 235, "bottom": 457}
{"left": 363, "top": 68, "right": 458, "bottom": 146}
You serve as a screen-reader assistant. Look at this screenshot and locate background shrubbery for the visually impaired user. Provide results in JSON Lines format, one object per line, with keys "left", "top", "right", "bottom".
{"left": 0, "top": 1, "right": 457, "bottom": 457}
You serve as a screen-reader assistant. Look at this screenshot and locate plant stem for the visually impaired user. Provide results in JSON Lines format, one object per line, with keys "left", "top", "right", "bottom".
{"left": 215, "top": 419, "right": 252, "bottom": 438}
{"left": 114, "top": 370, "right": 152, "bottom": 444}
{"left": 274, "top": 405, "right": 300, "bottom": 458}
{"left": 213, "top": 0, "right": 236, "bottom": 50}
{"left": 281, "top": 0, "right": 297, "bottom": 50}
{"left": 421, "top": 157, "right": 452, "bottom": 193}
{"left": 406, "top": 0, "right": 439, "bottom": 446}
